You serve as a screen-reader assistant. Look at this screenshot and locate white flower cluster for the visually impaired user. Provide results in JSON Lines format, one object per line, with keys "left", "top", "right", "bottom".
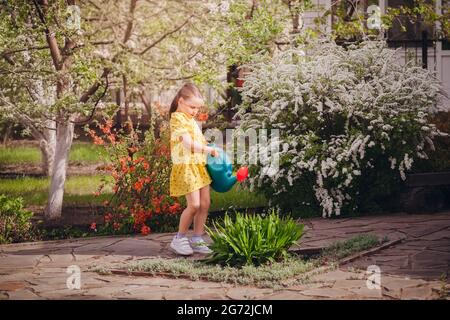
{"left": 236, "top": 37, "right": 447, "bottom": 217}
{"left": 205, "top": 0, "right": 231, "bottom": 15}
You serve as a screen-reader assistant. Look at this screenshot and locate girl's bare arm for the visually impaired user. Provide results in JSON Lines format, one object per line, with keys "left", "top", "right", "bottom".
{"left": 179, "top": 133, "right": 217, "bottom": 156}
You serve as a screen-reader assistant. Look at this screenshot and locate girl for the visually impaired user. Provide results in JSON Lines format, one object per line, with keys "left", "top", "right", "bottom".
{"left": 168, "top": 83, "right": 219, "bottom": 255}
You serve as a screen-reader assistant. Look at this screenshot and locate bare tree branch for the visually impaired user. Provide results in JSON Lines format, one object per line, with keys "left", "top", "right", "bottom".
{"left": 72, "top": 72, "right": 110, "bottom": 124}
{"left": 246, "top": 0, "right": 259, "bottom": 19}
{"left": 139, "top": 14, "right": 194, "bottom": 55}
{"left": 32, "top": 0, "right": 62, "bottom": 70}
{"left": 79, "top": 68, "right": 110, "bottom": 103}
{"left": 163, "top": 75, "right": 195, "bottom": 81}
{"left": 123, "top": 0, "right": 138, "bottom": 44}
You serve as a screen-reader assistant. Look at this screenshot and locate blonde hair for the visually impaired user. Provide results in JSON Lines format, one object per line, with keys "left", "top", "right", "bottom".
{"left": 169, "top": 83, "right": 203, "bottom": 117}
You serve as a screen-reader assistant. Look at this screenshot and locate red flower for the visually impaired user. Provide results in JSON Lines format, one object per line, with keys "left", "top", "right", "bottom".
{"left": 90, "top": 222, "right": 97, "bottom": 231}
{"left": 197, "top": 112, "right": 209, "bottom": 121}
{"left": 236, "top": 78, "right": 245, "bottom": 87}
{"left": 140, "top": 225, "right": 151, "bottom": 235}
{"left": 104, "top": 213, "right": 112, "bottom": 223}
{"left": 168, "top": 203, "right": 181, "bottom": 214}
{"left": 119, "top": 157, "right": 128, "bottom": 173}
{"left": 134, "top": 180, "right": 143, "bottom": 192}
{"left": 93, "top": 136, "right": 104, "bottom": 145}
{"left": 100, "top": 125, "right": 109, "bottom": 134}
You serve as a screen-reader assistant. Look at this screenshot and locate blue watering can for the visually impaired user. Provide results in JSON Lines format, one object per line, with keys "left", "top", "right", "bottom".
{"left": 206, "top": 143, "right": 248, "bottom": 193}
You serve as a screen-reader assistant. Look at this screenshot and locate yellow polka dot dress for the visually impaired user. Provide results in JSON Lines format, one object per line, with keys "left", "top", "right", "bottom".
{"left": 169, "top": 111, "right": 212, "bottom": 197}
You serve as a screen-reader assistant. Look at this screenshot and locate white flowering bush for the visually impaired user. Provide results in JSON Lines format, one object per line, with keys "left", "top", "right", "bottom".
{"left": 235, "top": 38, "right": 448, "bottom": 217}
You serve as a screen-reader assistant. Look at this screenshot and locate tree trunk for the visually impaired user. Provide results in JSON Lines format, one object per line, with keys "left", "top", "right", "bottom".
{"left": 291, "top": 12, "right": 299, "bottom": 34}
{"left": 39, "top": 120, "right": 56, "bottom": 176}
{"left": 114, "top": 88, "right": 123, "bottom": 129}
{"left": 2, "top": 123, "right": 12, "bottom": 146}
{"left": 123, "top": 75, "right": 130, "bottom": 122}
{"left": 44, "top": 120, "right": 74, "bottom": 220}
{"left": 140, "top": 89, "right": 161, "bottom": 138}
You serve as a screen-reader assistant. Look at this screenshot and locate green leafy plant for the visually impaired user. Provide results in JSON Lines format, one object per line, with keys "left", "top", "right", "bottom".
{"left": 205, "top": 209, "right": 304, "bottom": 266}
{"left": 0, "top": 194, "right": 34, "bottom": 244}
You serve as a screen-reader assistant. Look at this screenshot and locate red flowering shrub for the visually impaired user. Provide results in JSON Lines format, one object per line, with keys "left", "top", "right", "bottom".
{"left": 196, "top": 112, "right": 209, "bottom": 122}
{"left": 87, "top": 117, "right": 182, "bottom": 235}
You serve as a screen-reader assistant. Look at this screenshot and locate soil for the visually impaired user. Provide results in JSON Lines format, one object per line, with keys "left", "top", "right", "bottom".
{"left": 30, "top": 204, "right": 106, "bottom": 228}
{"left": 0, "top": 163, "right": 107, "bottom": 178}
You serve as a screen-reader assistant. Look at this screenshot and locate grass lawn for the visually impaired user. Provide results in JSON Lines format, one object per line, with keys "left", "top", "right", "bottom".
{"left": 209, "top": 185, "right": 267, "bottom": 211}
{"left": 0, "top": 175, "right": 113, "bottom": 207}
{"left": 0, "top": 175, "right": 267, "bottom": 211}
{"left": 0, "top": 141, "right": 267, "bottom": 211}
{"left": 0, "top": 141, "right": 106, "bottom": 165}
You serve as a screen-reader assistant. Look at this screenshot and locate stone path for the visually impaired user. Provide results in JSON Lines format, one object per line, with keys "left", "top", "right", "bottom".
{"left": 0, "top": 212, "right": 449, "bottom": 300}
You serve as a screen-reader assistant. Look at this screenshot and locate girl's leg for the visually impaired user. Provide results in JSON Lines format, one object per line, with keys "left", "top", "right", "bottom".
{"left": 193, "top": 185, "right": 211, "bottom": 236}
{"left": 177, "top": 189, "right": 200, "bottom": 235}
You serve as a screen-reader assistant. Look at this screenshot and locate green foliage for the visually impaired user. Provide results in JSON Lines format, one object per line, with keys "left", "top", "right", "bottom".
{"left": 383, "top": 0, "right": 450, "bottom": 40}
{"left": 318, "top": 0, "right": 450, "bottom": 43}
{"left": 193, "top": 0, "right": 291, "bottom": 87}
{"left": 205, "top": 209, "right": 304, "bottom": 266}
{"left": 223, "top": 0, "right": 285, "bottom": 65}
{"left": 0, "top": 194, "right": 34, "bottom": 244}
{"left": 322, "top": 234, "right": 381, "bottom": 260}
{"left": 413, "top": 111, "right": 450, "bottom": 173}
{"left": 122, "top": 256, "right": 316, "bottom": 288}
{"left": 37, "top": 225, "right": 91, "bottom": 241}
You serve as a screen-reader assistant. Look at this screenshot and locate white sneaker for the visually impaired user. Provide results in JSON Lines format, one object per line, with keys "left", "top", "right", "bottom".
{"left": 170, "top": 236, "right": 193, "bottom": 256}
{"left": 190, "top": 238, "right": 212, "bottom": 254}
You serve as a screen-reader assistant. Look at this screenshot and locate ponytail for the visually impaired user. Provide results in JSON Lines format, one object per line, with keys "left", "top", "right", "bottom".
{"left": 169, "top": 92, "right": 180, "bottom": 116}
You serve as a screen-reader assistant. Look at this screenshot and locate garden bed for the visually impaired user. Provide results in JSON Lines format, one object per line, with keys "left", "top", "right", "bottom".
{"left": 28, "top": 206, "right": 271, "bottom": 241}
{"left": 97, "top": 234, "right": 387, "bottom": 288}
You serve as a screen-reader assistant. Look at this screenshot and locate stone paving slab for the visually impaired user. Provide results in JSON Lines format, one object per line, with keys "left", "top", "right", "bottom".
{"left": 0, "top": 211, "right": 449, "bottom": 300}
